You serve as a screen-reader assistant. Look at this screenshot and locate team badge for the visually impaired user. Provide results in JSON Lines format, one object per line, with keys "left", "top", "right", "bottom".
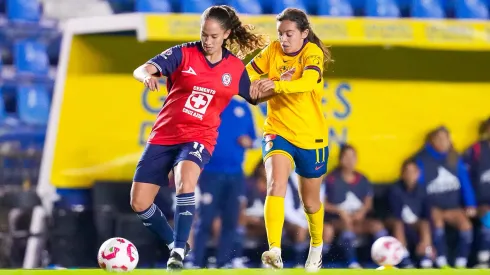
{"left": 222, "top": 73, "right": 232, "bottom": 86}
{"left": 265, "top": 141, "right": 274, "bottom": 152}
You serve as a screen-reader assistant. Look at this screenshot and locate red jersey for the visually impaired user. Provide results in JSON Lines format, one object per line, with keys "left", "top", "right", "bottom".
{"left": 146, "top": 42, "right": 254, "bottom": 154}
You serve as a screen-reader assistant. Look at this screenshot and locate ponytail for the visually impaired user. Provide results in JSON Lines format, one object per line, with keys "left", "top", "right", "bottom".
{"left": 203, "top": 5, "right": 269, "bottom": 60}
{"left": 307, "top": 29, "right": 333, "bottom": 69}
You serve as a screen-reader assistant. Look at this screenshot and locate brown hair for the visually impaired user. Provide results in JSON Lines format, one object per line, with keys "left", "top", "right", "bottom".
{"left": 479, "top": 117, "right": 490, "bottom": 141}
{"left": 276, "top": 8, "right": 333, "bottom": 69}
{"left": 202, "top": 5, "right": 269, "bottom": 59}
{"left": 401, "top": 158, "right": 417, "bottom": 175}
{"left": 426, "top": 126, "right": 459, "bottom": 168}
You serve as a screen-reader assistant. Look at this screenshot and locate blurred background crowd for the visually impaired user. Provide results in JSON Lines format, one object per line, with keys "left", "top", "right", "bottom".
{"left": 0, "top": 0, "right": 489, "bottom": 270}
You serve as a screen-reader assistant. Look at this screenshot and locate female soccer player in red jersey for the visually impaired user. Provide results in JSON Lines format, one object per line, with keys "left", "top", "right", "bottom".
{"left": 131, "top": 5, "right": 268, "bottom": 270}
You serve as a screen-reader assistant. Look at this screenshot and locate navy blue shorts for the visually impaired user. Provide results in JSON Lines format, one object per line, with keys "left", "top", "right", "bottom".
{"left": 134, "top": 142, "right": 211, "bottom": 186}
{"left": 262, "top": 134, "right": 328, "bottom": 178}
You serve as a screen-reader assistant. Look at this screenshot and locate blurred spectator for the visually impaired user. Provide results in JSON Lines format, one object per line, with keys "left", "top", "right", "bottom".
{"left": 388, "top": 159, "right": 434, "bottom": 268}
{"left": 323, "top": 144, "right": 388, "bottom": 268}
{"left": 284, "top": 171, "right": 325, "bottom": 267}
{"left": 464, "top": 117, "right": 490, "bottom": 267}
{"left": 414, "top": 126, "right": 476, "bottom": 268}
{"left": 191, "top": 97, "right": 256, "bottom": 268}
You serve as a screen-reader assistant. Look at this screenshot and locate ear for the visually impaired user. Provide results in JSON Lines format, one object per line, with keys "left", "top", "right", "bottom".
{"left": 224, "top": 29, "right": 231, "bottom": 40}
{"left": 301, "top": 28, "right": 309, "bottom": 40}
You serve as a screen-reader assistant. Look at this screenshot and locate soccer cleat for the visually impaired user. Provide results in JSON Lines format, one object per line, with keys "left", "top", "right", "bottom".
{"left": 167, "top": 251, "right": 184, "bottom": 271}
{"left": 261, "top": 249, "right": 283, "bottom": 269}
{"left": 304, "top": 245, "right": 323, "bottom": 272}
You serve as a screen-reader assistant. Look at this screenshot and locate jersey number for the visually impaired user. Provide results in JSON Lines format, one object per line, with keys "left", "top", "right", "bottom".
{"left": 193, "top": 142, "right": 205, "bottom": 153}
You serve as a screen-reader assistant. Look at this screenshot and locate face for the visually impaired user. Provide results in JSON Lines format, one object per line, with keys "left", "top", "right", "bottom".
{"left": 200, "top": 18, "right": 230, "bottom": 56}
{"left": 402, "top": 163, "right": 420, "bottom": 188}
{"left": 340, "top": 148, "right": 357, "bottom": 171}
{"left": 432, "top": 130, "right": 452, "bottom": 153}
{"left": 277, "top": 20, "right": 308, "bottom": 54}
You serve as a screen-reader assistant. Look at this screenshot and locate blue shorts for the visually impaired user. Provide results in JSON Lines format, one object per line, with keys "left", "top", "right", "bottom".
{"left": 134, "top": 142, "right": 211, "bottom": 186}
{"left": 262, "top": 134, "right": 328, "bottom": 178}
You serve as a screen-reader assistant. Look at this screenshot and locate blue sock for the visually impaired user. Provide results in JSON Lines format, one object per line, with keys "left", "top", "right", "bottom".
{"left": 432, "top": 228, "right": 447, "bottom": 258}
{"left": 374, "top": 229, "right": 388, "bottom": 240}
{"left": 136, "top": 203, "right": 174, "bottom": 247}
{"left": 174, "top": 193, "right": 196, "bottom": 250}
{"left": 233, "top": 226, "right": 245, "bottom": 259}
{"left": 480, "top": 226, "right": 490, "bottom": 251}
{"left": 294, "top": 241, "right": 309, "bottom": 265}
{"left": 340, "top": 231, "right": 357, "bottom": 265}
{"left": 457, "top": 229, "right": 473, "bottom": 259}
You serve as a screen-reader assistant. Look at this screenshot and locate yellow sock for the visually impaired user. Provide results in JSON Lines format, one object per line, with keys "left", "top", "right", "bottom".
{"left": 305, "top": 203, "right": 324, "bottom": 247}
{"left": 264, "top": 195, "right": 285, "bottom": 249}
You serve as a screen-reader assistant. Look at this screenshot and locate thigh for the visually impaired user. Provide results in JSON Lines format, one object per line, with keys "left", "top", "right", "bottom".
{"left": 173, "top": 142, "right": 212, "bottom": 194}
{"left": 133, "top": 143, "right": 177, "bottom": 186}
{"left": 294, "top": 145, "right": 329, "bottom": 179}
{"left": 262, "top": 134, "right": 295, "bottom": 169}
{"left": 262, "top": 134, "right": 295, "bottom": 196}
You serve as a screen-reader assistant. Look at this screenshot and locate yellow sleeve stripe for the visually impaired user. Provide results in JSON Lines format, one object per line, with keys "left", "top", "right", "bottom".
{"left": 304, "top": 65, "right": 322, "bottom": 83}
{"left": 251, "top": 60, "right": 264, "bottom": 75}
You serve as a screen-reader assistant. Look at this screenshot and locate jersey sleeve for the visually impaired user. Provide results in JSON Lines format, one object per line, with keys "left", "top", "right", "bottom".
{"left": 273, "top": 45, "right": 324, "bottom": 94}
{"left": 238, "top": 70, "right": 256, "bottom": 104}
{"left": 246, "top": 43, "right": 272, "bottom": 82}
{"left": 146, "top": 45, "right": 183, "bottom": 77}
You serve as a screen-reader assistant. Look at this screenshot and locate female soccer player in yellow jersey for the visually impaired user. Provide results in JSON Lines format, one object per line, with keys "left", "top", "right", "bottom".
{"left": 246, "top": 8, "right": 332, "bottom": 272}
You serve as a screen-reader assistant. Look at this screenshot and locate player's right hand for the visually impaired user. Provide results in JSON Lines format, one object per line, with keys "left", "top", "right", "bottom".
{"left": 143, "top": 76, "right": 160, "bottom": 91}
{"left": 280, "top": 68, "right": 296, "bottom": 81}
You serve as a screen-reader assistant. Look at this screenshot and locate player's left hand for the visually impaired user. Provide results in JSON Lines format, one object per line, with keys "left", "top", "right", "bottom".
{"left": 238, "top": 135, "right": 253, "bottom": 148}
{"left": 256, "top": 79, "right": 276, "bottom": 94}
{"left": 250, "top": 80, "right": 261, "bottom": 100}
{"left": 466, "top": 207, "right": 477, "bottom": 217}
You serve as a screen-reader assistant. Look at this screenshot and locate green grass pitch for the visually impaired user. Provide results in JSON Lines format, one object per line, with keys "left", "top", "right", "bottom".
{"left": 0, "top": 269, "right": 487, "bottom": 275}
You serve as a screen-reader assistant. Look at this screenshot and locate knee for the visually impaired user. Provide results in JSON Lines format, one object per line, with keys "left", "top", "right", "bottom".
{"left": 302, "top": 198, "right": 321, "bottom": 214}
{"left": 175, "top": 179, "right": 197, "bottom": 194}
{"left": 267, "top": 178, "right": 287, "bottom": 196}
{"left": 130, "top": 196, "right": 151, "bottom": 213}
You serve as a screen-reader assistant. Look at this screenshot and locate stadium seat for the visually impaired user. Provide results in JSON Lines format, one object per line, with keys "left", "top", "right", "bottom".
{"left": 273, "top": 0, "right": 307, "bottom": 14}
{"left": 6, "top": 0, "right": 41, "bottom": 22}
{"left": 135, "top": 0, "right": 172, "bottom": 13}
{"left": 318, "top": 0, "right": 354, "bottom": 17}
{"left": 455, "top": 0, "right": 489, "bottom": 19}
{"left": 228, "top": 0, "right": 263, "bottom": 14}
{"left": 366, "top": 0, "right": 401, "bottom": 17}
{"left": 14, "top": 40, "right": 49, "bottom": 76}
{"left": 16, "top": 85, "right": 50, "bottom": 126}
{"left": 181, "top": 0, "right": 214, "bottom": 13}
{"left": 411, "top": 0, "right": 446, "bottom": 18}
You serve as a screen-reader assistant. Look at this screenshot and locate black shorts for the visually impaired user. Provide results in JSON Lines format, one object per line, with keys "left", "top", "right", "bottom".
{"left": 133, "top": 142, "right": 211, "bottom": 186}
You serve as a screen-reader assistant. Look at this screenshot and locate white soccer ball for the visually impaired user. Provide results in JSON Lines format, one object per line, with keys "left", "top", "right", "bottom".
{"left": 371, "top": 236, "right": 405, "bottom": 267}
{"left": 97, "top": 237, "right": 139, "bottom": 272}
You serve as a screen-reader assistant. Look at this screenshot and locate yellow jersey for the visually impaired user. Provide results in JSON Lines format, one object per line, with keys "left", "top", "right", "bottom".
{"left": 246, "top": 40, "right": 328, "bottom": 150}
